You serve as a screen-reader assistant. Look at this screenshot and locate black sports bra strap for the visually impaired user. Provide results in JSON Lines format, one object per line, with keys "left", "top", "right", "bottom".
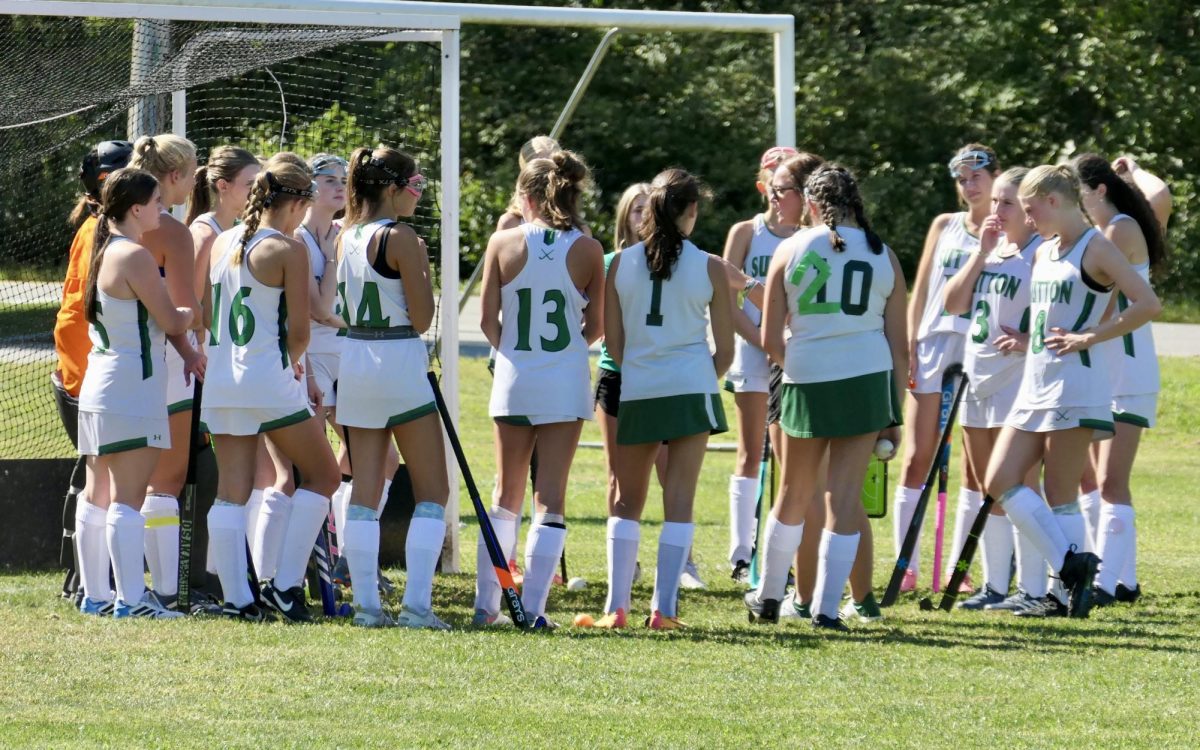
{"left": 370, "top": 221, "right": 402, "bottom": 280}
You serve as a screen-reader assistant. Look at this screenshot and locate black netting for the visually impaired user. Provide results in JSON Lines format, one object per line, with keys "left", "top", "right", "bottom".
{"left": 0, "top": 16, "right": 442, "bottom": 459}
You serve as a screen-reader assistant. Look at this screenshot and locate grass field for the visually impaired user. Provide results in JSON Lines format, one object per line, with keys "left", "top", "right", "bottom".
{"left": 1, "top": 356, "right": 1199, "bottom": 747}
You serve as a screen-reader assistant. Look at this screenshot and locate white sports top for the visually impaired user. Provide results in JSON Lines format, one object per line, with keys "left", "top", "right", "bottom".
{"left": 962, "top": 234, "right": 1040, "bottom": 399}
{"left": 78, "top": 238, "right": 167, "bottom": 419}
{"left": 740, "top": 214, "right": 790, "bottom": 326}
{"left": 614, "top": 239, "right": 718, "bottom": 401}
{"left": 205, "top": 227, "right": 306, "bottom": 410}
{"left": 490, "top": 224, "right": 591, "bottom": 419}
{"left": 780, "top": 226, "right": 895, "bottom": 384}
{"left": 298, "top": 224, "right": 344, "bottom": 355}
{"left": 337, "top": 219, "right": 411, "bottom": 329}
{"left": 1104, "top": 214, "right": 1159, "bottom": 397}
{"left": 191, "top": 212, "right": 223, "bottom": 236}
{"left": 1016, "top": 228, "right": 1113, "bottom": 410}
{"left": 917, "top": 212, "right": 978, "bottom": 339}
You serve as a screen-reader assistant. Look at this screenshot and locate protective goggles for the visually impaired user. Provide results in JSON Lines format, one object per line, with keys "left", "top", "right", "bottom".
{"left": 356, "top": 156, "right": 426, "bottom": 195}
{"left": 310, "top": 153, "right": 349, "bottom": 176}
{"left": 760, "top": 145, "right": 799, "bottom": 171}
{"left": 948, "top": 150, "right": 993, "bottom": 177}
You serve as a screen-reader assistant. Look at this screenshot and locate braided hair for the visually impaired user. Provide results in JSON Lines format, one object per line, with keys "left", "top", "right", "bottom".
{"left": 1072, "top": 153, "right": 1166, "bottom": 269}
{"left": 803, "top": 164, "right": 883, "bottom": 254}
{"left": 234, "top": 156, "right": 313, "bottom": 266}
{"left": 641, "top": 168, "right": 709, "bottom": 280}
{"left": 84, "top": 168, "right": 159, "bottom": 324}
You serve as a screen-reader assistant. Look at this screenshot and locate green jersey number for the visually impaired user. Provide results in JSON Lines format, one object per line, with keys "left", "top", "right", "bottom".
{"left": 229, "top": 286, "right": 256, "bottom": 346}
{"left": 1030, "top": 309, "right": 1047, "bottom": 354}
{"left": 514, "top": 287, "right": 571, "bottom": 353}
{"left": 646, "top": 278, "right": 665, "bottom": 327}
{"left": 353, "top": 280, "right": 391, "bottom": 328}
{"left": 92, "top": 299, "right": 111, "bottom": 351}
{"left": 970, "top": 299, "right": 991, "bottom": 344}
{"left": 791, "top": 250, "right": 873, "bottom": 317}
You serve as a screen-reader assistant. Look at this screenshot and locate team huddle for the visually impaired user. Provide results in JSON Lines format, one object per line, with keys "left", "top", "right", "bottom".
{"left": 52, "top": 132, "right": 1165, "bottom": 630}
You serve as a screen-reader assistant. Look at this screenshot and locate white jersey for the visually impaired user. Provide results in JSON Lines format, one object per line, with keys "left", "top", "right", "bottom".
{"left": 614, "top": 240, "right": 719, "bottom": 401}
{"left": 204, "top": 227, "right": 306, "bottom": 410}
{"left": 780, "top": 226, "right": 895, "bottom": 384}
{"left": 191, "top": 212, "right": 224, "bottom": 236}
{"left": 298, "top": 224, "right": 344, "bottom": 355}
{"left": 490, "top": 224, "right": 591, "bottom": 419}
{"left": 1096, "top": 214, "right": 1159, "bottom": 397}
{"left": 337, "top": 219, "right": 411, "bottom": 329}
{"left": 78, "top": 239, "right": 167, "bottom": 419}
{"left": 1016, "top": 228, "right": 1113, "bottom": 410}
{"left": 962, "top": 235, "right": 1040, "bottom": 399}
{"left": 917, "top": 212, "right": 978, "bottom": 339}
{"left": 740, "top": 214, "right": 790, "bottom": 326}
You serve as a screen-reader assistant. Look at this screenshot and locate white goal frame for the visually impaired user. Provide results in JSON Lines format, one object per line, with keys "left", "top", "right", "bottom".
{"left": 1, "top": 0, "right": 796, "bottom": 573}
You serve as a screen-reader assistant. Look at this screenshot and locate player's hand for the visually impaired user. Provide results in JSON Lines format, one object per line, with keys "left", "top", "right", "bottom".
{"left": 979, "top": 215, "right": 1003, "bottom": 255}
{"left": 307, "top": 376, "right": 324, "bottom": 413}
{"left": 1044, "top": 326, "right": 1092, "bottom": 355}
{"left": 182, "top": 349, "right": 207, "bottom": 385}
{"left": 906, "top": 339, "right": 918, "bottom": 390}
{"left": 293, "top": 361, "right": 305, "bottom": 381}
{"left": 1113, "top": 156, "right": 1137, "bottom": 175}
{"left": 994, "top": 324, "right": 1029, "bottom": 353}
{"left": 877, "top": 426, "right": 901, "bottom": 459}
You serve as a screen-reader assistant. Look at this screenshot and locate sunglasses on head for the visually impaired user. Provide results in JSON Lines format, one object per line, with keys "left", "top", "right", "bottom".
{"left": 948, "top": 150, "right": 993, "bottom": 177}
{"left": 769, "top": 184, "right": 799, "bottom": 200}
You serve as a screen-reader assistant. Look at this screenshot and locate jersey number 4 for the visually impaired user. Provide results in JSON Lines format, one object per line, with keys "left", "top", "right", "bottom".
{"left": 790, "top": 249, "right": 872, "bottom": 316}
{"left": 514, "top": 288, "right": 571, "bottom": 352}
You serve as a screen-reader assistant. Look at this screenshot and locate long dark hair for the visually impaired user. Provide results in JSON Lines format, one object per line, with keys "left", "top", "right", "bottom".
{"left": 344, "top": 145, "right": 417, "bottom": 228}
{"left": 84, "top": 168, "right": 159, "bottom": 324}
{"left": 1072, "top": 153, "right": 1166, "bottom": 269}
{"left": 640, "top": 168, "right": 708, "bottom": 281}
{"left": 804, "top": 164, "right": 884, "bottom": 254}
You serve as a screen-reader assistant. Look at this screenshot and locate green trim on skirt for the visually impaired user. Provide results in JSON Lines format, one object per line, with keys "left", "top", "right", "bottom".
{"left": 616, "top": 393, "right": 727, "bottom": 445}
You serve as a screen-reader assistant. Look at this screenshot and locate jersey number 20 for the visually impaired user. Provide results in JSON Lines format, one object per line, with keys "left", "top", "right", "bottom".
{"left": 790, "top": 249, "right": 872, "bottom": 316}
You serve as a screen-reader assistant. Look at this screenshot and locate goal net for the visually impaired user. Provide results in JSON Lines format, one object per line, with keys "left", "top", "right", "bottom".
{"left": 0, "top": 10, "right": 450, "bottom": 461}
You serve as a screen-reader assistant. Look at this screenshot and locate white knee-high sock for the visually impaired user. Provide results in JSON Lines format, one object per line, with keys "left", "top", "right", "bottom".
{"left": 273, "top": 489, "right": 329, "bottom": 590}
{"left": 980, "top": 513, "right": 1014, "bottom": 593}
{"left": 605, "top": 517, "right": 640, "bottom": 614}
{"left": 105, "top": 502, "right": 146, "bottom": 606}
{"left": 342, "top": 507, "right": 381, "bottom": 611}
{"left": 998, "top": 486, "right": 1069, "bottom": 575}
{"left": 76, "top": 495, "right": 112, "bottom": 603}
{"left": 728, "top": 475, "right": 759, "bottom": 566}
{"left": 894, "top": 485, "right": 925, "bottom": 574}
{"left": 252, "top": 487, "right": 290, "bottom": 581}
{"left": 401, "top": 503, "right": 446, "bottom": 614}
{"left": 1095, "top": 502, "right": 1135, "bottom": 595}
{"left": 376, "top": 478, "right": 393, "bottom": 520}
{"left": 651, "top": 521, "right": 694, "bottom": 618}
{"left": 208, "top": 501, "right": 253, "bottom": 608}
{"left": 950, "top": 488, "right": 985, "bottom": 568}
{"left": 141, "top": 493, "right": 179, "bottom": 597}
{"left": 1077, "top": 489, "right": 1101, "bottom": 553}
{"left": 1014, "top": 525, "right": 1049, "bottom": 598}
{"left": 331, "top": 481, "right": 351, "bottom": 551}
{"left": 473, "top": 506, "right": 517, "bottom": 614}
{"left": 1119, "top": 518, "right": 1139, "bottom": 589}
{"left": 755, "top": 515, "right": 804, "bottom": 602}
{"left": 1053, "top": 502, "right": 1087, "bottom": 552}
{"left": 522, "top": 514, "right": 567, "bottom": 619}
{"left": 244, "top": 488, "right": 265, "bottom": 559}
{"left": 813, "top": 529, "right": 860, "bottom": 620}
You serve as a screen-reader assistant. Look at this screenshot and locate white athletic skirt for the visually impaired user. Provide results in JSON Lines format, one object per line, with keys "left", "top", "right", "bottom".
{"left": 1113, "top": 393, "right": 1157, "bottom": 429}
{"left": 308, "top": 351, "right": 340, "bottom": 408}
{"left": 337, "top": 337, "right": 435, "bottom": 429}
{"left": 913, "top": 332, "right": 965, "bottom": 395}
{"left": 962, "top": 373, "right": 1021, "bottom": 430}
{"left": 78, "top": 410, "right": 170, "bottom": 455}
{"left": 200, "top": 405, "right": 314, "bottom": 436}
{"left": 725, "top": 336, "right": 770, "bottom": 394}
{"left": 1006, "top": 405, "right": 1114, "bottom": 441}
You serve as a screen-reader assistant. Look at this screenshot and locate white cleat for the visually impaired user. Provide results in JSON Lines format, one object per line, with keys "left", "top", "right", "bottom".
{"left": 352, "top": 607, "right": 396, "bottom": 628}
{"left": 397, "top": 605, "right": 451, "bottom": 631}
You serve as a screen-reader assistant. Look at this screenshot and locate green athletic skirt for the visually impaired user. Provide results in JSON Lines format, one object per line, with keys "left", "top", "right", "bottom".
{"left": 616, "top": 393, "right": 728, "bottom": 445}
{"left": 780, "top": 371, "right": 900, "bottom": 439}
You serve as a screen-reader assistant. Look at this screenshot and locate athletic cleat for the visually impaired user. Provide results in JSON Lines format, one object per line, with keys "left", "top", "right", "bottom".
{"left": 592, "top": 608, "right": 628, "bottom": 629}
{"left": 1115, "top": 583, "right": 1142, "bottom": 604}
{"left": 731, "top": 560, "right": 750, "bottom": 585}
{"left": 1090, "top": 586, "right": 1117, "bottom": 608}
{"left": 646, "top": 610, "right": 687, "bottom": 630}
{"left": 352, "top": 607, "right": 396, "bottom": 628}
{"left": 378, "top": 573, "right": 396, "bottom": 597}
{"left": 72, "top": 589, "right": 85, "bottom": 609}
{"left": 744, "top": 591, "right": 780, "bottom": 624}
{"left": 1013, "top": 594, "right": 1067, "bottom": 618}
{"left": 1059, "top": 548, "right": 1101, "bottom": 618}
{"left": 780, "top": 591, "right": 811, "bottom": 620}
{"left": 471, "top": 609, "right": 512, "bottom": 627}
{"left": 222, "top": 601, "right": 272, "bottom": 622}
{"left": 530, "top": 615, "right": 558, "bottom": 631}
{"left": 114, "top": 592, "right": 186, "bottom": 620}
{"left": 957, "top": 585, "right": 1008, "bottom": 610}
{"left": 812, "top": 614, "right": 849, "bottom": 631}
{"left": 900, "top": 569, "right": 918, "bottom": 593}
{"left": 331, "top": 557, "right": 351, "bottom": 587}
{"left": 680, "top": 560, "right": 707, "bottom": 590}
{"left": 79, "top": 597, "right": 114, "bottom": 617}
{"left": 984, "top": 590, "right": 1039, "bottom": 613}
{"left": 261, "top": 583, "right": 314, "bottom": 624}
{"left": 396, "top": 605, "right": 451, "bottom": 631}
{"left": 840, "top": 592, "right": 884, "bottom": 622}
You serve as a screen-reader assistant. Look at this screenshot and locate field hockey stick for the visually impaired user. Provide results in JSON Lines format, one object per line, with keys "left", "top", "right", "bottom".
{"left": 880, "top": 366, "right": 967, "bottom": 607}
{"left": 311, "top": 526, "right": 349, "bottom": 616}
{"left": 428, "top": 371, "right": 530, "bottom": 629}
{"left": 926, "top": 494, "right": 995, "bottom": 611}
{"left": 747, "top": 424, "right": 772, "bottom": 589}
{"left": 932, "top": 369, "right": 957, "bottom": 593}
{"left": 177, "top": 379, "right": 204, "bottom": 610}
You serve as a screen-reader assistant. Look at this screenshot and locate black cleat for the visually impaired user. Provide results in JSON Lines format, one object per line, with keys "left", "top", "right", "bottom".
{"left": 731, "top": 560, "right": 750, "bottom": 585}
{"left": 221, "top": 601, "right": 273, "bottom": 622}
{"left": 812, "top": 614, "right": 849, "bottom": 631}
{"left": 744, "top": 591, "right": 779, "bottom": 624}
{"left": 1091, "top": 586, "right": 1117, "bottom": 608}
{"left": 1059, "top": 549, "right": 1101, "bottom": 618}
{"left": 261, "top": 583, "right": 314, "bottom": 623}
{"left": 1115, "top": 583, "right": 1142, "bottom": 604}
{"left": 1013, "top": 593, "right": 1067, "bottom": 618}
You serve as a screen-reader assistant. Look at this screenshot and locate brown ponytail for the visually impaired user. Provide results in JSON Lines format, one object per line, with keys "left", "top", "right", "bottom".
{"left": 83, "top": 168, "right": 159, "bottom": 324}
{"left": 234, "top": 156, "right": 313, "bottom": 266}
{"left": 343, "top": 145, "right": 416, "bottom": 230}
{"left": 641, "top": 168, "right": 708, "bottom": 280}
{"left": 184, "top": 146, "right": 260, "bottom": 226}
{"left": 516, "top": 149, "right": 589, "bottom": 231}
